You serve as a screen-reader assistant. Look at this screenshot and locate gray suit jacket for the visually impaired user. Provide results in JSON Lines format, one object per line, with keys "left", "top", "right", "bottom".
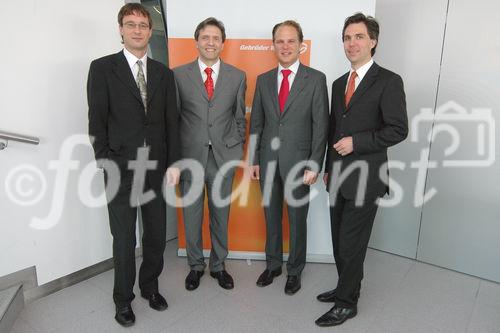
{"left": 250, "top": 63, "right": 329, "bottom": 177}
{"left": 173, "top": 60, "right": 246, "bottom": 179}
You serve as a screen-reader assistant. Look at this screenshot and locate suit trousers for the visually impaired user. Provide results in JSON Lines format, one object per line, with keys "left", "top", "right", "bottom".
{"left": 260, "top": 165, "right": 310, "bottom": 276}
{"left": 329, "top": 190, "right": 379, "bottom": 308}
{"left": 105, "top": 168, "right": 166, "bottom": 308}
{"left": 179, "top": 148, "right": 235, "bottom": 272}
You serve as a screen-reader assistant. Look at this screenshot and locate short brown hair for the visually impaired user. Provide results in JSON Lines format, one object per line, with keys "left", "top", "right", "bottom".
{"left": 194, "top": 17, "right": 226, "bottom": 42}
{"left": 272, "top": 20, "right": 304, "bottom": 43}
{"left": 342, "top": 13, "right": 379, "bottom": 56}
{"left": 118, "top": 3, "right": 152, "bottom": 29}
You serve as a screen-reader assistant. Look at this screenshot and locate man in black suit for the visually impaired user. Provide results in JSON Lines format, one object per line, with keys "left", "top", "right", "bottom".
{"left": 315, "top": 13, "right": 408, "bottom": 327}
{"left": 87, "top": 3, "right": 180, "bottom": 327}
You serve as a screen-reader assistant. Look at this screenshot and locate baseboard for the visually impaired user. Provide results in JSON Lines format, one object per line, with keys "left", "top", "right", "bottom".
{"left": 24, "top": 247, "right": 143, "bottom": 303}
{"left": 0, "top": 247, "right": 143, "bottom": 305}
{"left": 0, "top": 285, "right": 24, "bottom": 333}
{"left": 0, "top": 267, "right": 36, "bottom": 296}
{"left": 177, "top": 248, "right": 335, "bottom": 264}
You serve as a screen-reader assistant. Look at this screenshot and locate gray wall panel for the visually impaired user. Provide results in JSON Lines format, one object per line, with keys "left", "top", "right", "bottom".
{"left": 417, "top": 0, "right": 500, "bottom": 282}
{"left": 371, "top": 0, "right": 448, "bottom": 258}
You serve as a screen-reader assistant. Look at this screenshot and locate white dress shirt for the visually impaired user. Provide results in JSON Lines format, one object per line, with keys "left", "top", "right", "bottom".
{"left": 345, "top": 58, "right": 374, "bottom": 92}
{"left": 198, "top": 58, "right": 220, "bottom": 86}
{"left": 277, "top": 59, "right": 300, "bottom": 92}
{"left": 123, "top": 48, "right": 148, "bottom": 82}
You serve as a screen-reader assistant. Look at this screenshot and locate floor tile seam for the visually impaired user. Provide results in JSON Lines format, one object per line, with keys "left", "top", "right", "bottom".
{"left": 372, "top": 261, "right": 415, "bottom": 320}
{"left": 464, "top": 287, "right": 480, "bottom": 333}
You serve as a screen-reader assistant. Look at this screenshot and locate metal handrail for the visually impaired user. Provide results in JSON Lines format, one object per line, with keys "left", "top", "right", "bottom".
{"left": 0, "top": 130, "right": 39, "bottom": 150}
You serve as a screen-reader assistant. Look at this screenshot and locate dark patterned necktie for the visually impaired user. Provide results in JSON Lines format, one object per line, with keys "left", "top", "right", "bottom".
{"left": 136, "top": 60, "right": 147, "bottom": 113}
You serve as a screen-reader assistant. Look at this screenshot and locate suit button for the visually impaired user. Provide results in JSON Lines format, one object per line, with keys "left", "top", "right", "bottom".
{"left": 209, "top": 124, "right": 213, "bottom": 128}
{"left": 209, "top": 102, "right": 213, "bottom": 107}
{"left": 340, "top": 133, "right": 345, "bottom": 137}
{"left": 279, "top": 123, "right": 283, "bottom": 127}
{"left": 342, "top": 114, "right": 347, "bottom": 118}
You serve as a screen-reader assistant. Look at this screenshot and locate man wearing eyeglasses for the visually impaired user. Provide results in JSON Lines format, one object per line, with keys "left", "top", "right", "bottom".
{"left": 87, "top": 3, "right": 180, "bottom": 327}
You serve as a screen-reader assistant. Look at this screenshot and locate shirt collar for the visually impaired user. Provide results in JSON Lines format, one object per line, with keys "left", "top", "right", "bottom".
{"left": 123, "top": 48, "right": 148, "bottom": 69}
{"left": 278, "top": 59, "right": 300, "bottom": 76}
{"left": 198, "top": 58, "right": 221, "bottom": 76}
{"left": 350, "top": 58, "right": 373, "bottom": 81}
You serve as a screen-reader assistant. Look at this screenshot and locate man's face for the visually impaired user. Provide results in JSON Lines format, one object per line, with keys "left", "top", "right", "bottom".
{"left": 273, "top": 25, "right": 301, "bottom": 68}
{"left": 196, "top": 25, "right": 224, "bottom": 65}
{"left": 343, "top": 22, "right": 376, "bottom": 69}
{"left": 119, "top": 13, "right": 152, "bottom": 54}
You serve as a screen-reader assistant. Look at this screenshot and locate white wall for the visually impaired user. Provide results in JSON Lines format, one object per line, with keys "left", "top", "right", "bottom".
{"left": 0, "top": 0, "right": 124, "bottom": 284}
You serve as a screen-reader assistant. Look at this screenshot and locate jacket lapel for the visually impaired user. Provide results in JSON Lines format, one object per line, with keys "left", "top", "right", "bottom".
{"left": 186, "top": 60, "right": 209, "bottom": 101}
{"left": 112, "top": 51, "right": 142, "bottom": 104}
{"left": 282, "top": 63, "right": 308, "bottom": 116}
{"left": 212, "top": 61, "right": 229, "bottom": 101}
{"left": 268, "top": 68, "right": 280, "bottom": 118}
{"left": 346, "top": 62, "right": 380, "bottom": 111}
{"left": 146, "top": 58, "right": 161, "bottom": 107}
{"left": 338, "top": 72, "right": 349, "bottom": 114}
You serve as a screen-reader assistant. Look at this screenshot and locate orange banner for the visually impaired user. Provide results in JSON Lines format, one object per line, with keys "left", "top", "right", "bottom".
{"left": 170, "top": 38, "right": 311, "bottom": 253}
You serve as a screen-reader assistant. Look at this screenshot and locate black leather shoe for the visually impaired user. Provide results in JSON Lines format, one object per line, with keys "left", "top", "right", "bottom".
{"left": 115, "top": 305, "right": 135, "bottom": 327}
{"left": 141, "top": 292, "right": 168, "bottom": 311}
{"left": 315, "top": 305, "right": 357, "bottom": 327}
{"left": 210, "top": 270, "right": 234, "bottom": 289}
{"left": 317, "top": 289, "right": 360, "bottom": 302}
{"left": 317, "top": 289, "right": 337, "bottom": 302}
{"left": 185, "top": 270, "right": 204, "bottom": 291}
{"left": 256, "top": 268, "right": 282, "bottom": 287}
{"left": 284, "top": 275, "right": 301, "bottom": 295}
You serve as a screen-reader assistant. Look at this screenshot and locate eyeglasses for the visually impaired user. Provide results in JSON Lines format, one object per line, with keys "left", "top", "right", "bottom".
{"left": 123, "top": 22, "right": 150, "bottom": 30}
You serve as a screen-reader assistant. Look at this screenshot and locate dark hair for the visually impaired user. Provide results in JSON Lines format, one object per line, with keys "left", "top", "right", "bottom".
{"left": 118, "top": 3, "right": 152, "bottom": 29}
{"left": 342, "top": 12, "right": 379, "bottom": 56}
{"left": 194, "top": 17, "right": 226, "bottom": 42}
{"left": 272, "top": 20, "right": 304, "bottom": 43}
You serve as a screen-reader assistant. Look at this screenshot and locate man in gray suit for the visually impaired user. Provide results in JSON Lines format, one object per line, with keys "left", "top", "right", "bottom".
{"left": 173, "top": 17, "right": 246, "bottom": 291}
{"left": 249, "top": 20, "right": 329, "bottom": 295}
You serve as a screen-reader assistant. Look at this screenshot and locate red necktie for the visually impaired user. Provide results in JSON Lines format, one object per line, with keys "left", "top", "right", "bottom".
{"left": 278, "top": 69, "right": 292, "bottom": 112}
{"left": 345, "top": 71, "right": 358, "bottom": 106}
{"left": 204, "top": 67, "right": 214, "bottom": 100}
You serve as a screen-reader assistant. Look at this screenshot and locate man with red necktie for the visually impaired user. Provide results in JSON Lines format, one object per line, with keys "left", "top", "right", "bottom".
{"left": 316, "top": 13, "right": 408, "bottom": 326}
{"left": 249, "top": 20, "right": 329, "bottom": 295}
{"left": 173, "top": 17, "right": 246, "bottom": 292}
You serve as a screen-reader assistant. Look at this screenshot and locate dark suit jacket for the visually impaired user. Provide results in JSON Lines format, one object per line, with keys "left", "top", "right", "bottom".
{"left": 88, "top": 51, "right": 180, "bottom": 188}
{"left": 250, "top": 63, "right": 329, "bottom": 177}
{"left": 325, "top": 62, "right": 408, "bottom": 199}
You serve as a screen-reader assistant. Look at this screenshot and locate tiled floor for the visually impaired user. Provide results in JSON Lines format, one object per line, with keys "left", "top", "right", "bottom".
{"left": 10, "top": 240, "right": 500, "bottom": 333}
